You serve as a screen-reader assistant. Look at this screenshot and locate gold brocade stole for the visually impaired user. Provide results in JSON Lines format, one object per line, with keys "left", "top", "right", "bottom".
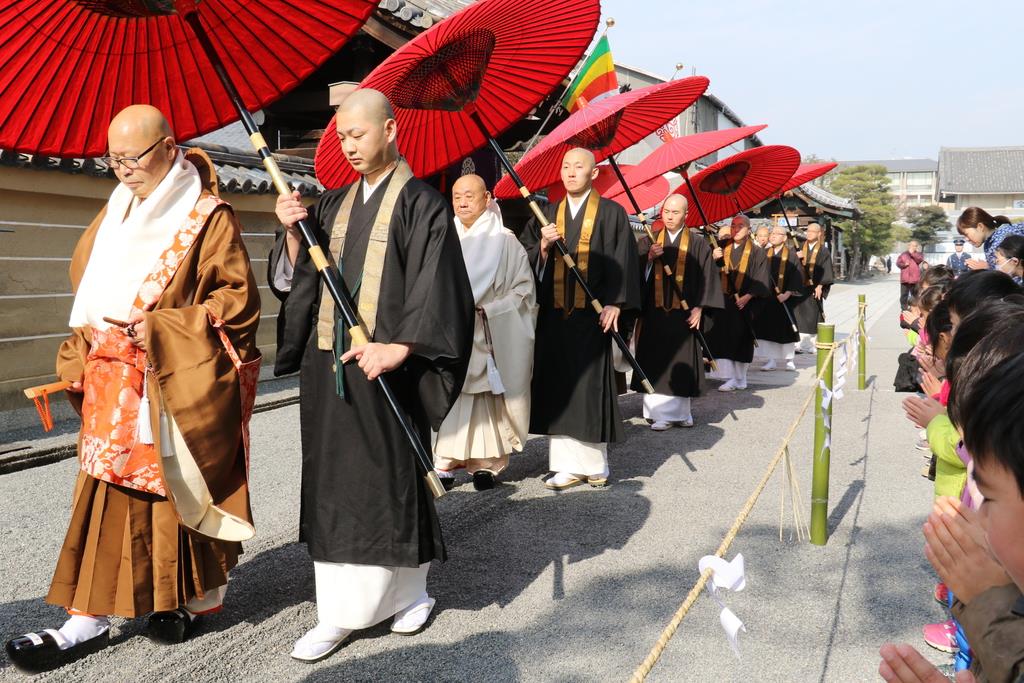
{"left": 767, "top": 245, "right": 789, "bottom": 294}
{"left": 654, "top": 228, "right": 690, "bottom": 311}
{"left": 722, "top": 239, "right": 753, "bottom": 296}
{"left": 800, "top": 241, "right": 818, "bottom": 286}
{"left": 553, "top": 190, "right": 601, "bottom": 313}
{"left": 316, "top": 160, "right": 414, "bottom": 350}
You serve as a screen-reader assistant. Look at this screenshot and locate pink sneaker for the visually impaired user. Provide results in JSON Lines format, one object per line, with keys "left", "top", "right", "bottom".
{"left": 922, "top": 619, "right": 958, "bottom": 653}
{"left": 934, "top": 582, "right": 949, "bottom": 605}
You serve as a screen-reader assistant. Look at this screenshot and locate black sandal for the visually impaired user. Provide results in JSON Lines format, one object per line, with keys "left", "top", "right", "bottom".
{"left": 5, "top": 628, "right": 109, "bottom": 674}
{"left": 472, "top": 471, "right": 496, "bottom": 491}
{"left": 148, "top": 609, "right": 202, "bottom": 645}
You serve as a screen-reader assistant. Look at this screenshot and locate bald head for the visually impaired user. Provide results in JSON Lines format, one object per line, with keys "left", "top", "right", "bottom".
{"left": 106, "top": 104, "right": 176, "bottom": 200}
{"left": 805, "top": 222, "right": 822, "bottom": 243}
{"left": 108, "top": 104, "right": 173, "bottom": 147}
{"left": 452, "top": 174, "right": 491, "bottom": 229}
{"left": 335, "top": 88, "right": 399, "bottom": 179}
{"left": 661, "top": 194, "right": 689, "bottom": 232}
{"left": 560, "top": 147, "right": 599, "bottom": 198}
{"left": 338, "top": 88, "right": 396, "bottom": 123}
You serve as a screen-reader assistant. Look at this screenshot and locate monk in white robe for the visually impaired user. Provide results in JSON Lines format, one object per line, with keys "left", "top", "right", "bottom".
{"left": 434, "top": 174, "right": 537, "bottom": 490}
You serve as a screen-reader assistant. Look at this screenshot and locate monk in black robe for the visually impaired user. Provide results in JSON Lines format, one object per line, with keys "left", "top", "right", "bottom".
{"left": 269, "top": 89, "right": 474, "bottom": 661}
{"left": 519, "top": 148, "right": 641, "bottom": 491}
{"left": 633, "top": 195, "right": 723, "bottom": 430}
{"left": 706, "top": 215, "right": 771, "bottom": 391}
{"left": 754, "top": 225, "right": 805, "bottom": 371}
{"left": 794, "top": 221, "right": 835, "bottom": 352}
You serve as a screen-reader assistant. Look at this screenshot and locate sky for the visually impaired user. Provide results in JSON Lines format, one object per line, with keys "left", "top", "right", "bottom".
{"left": 600, "top": 0, "right": 1021, "bottom": 161}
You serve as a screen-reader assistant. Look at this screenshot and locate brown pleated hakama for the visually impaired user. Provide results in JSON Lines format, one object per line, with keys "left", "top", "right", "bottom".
{"left": 46, "top": 471, "right": 240, "bottom": 618}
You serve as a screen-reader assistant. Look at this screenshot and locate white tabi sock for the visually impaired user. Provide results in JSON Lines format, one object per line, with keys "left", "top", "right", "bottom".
{"left": 291, "top": 623, "right": 352, "bottom": 661}
{"left": 56, "top": 615, "right": 110, "bottom": 650}
{"left": 391, "top": 593, "right": 436, "bottom": 633}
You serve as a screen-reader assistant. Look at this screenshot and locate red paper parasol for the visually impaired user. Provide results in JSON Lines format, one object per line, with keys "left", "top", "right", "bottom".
{"left": 0, "top": 1, "right": 456, "bottom": 498}
{"left": 545, "top": 163, "right": 670, "bottom": 212}
{"left": 778, "top": 161, "right": 838, "bottom": 194}
{"left": 616, "top": 124, "right": 767, "bottom": 190}
{"left": 315, "top": 0, "right": 600, "bottom": 189}
{"left": 671, "top": 145, "right": 801, "bottom": 227}
{"left": 492, "top": 76, "right": 710, "bottom": 200}
{"left": 0, "top": 0, "right": 378, "bottom": 157}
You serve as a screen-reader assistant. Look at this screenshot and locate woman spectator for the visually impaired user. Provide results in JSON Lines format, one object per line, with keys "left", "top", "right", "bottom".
{"left": 897, "top": 240, "right": 925, "bottom": 309}
{"left": 956, "top": 207, "right": 1024, "bottom": 271}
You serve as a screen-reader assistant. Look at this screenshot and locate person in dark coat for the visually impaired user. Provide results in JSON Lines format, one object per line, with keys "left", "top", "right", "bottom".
{"left": 794, "top": 222, "right": 834, "bottom": 352}
{"left": 755, "top": 225, "right": 804, "bottom": 371}
{"left": 633, "top": 195, "right": 723, "bottom": 430}
{"left": 706, "top": 214, "right": 771, "bottom": 391}
{"left": 519, "top": 147, "right": 641, "bottom": 491}
{"left": 269, "top": 89, "right": 474, "bottom": 661}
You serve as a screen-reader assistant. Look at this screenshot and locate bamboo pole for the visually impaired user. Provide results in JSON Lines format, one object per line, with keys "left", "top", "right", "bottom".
{"left": 809, "top": 323, "right": 835, "bottom": 545}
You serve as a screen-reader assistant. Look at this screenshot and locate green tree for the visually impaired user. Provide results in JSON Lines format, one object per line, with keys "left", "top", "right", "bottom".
{"left": 904, "top": 205, "right": 950, "bottom": 246}
{"left": 829, "top": 165, "right": 897, "bottom": 278}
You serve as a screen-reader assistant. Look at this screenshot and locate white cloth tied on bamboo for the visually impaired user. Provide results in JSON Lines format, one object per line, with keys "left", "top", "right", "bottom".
{"left": 69, "top": 151, "right": 201, "bottom": 329}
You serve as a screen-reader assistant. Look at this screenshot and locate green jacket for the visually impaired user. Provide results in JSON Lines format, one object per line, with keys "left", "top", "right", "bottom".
{"left": 927, "top": 413, "right": 966, "bottom": 499}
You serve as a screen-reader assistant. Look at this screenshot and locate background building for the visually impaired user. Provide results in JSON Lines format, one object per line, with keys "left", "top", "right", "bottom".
{"left": 837, "top": 158, "right": 938, "bottom": 215}
{"left": 938, "top": 146, "right": 1024, "bottom": 221}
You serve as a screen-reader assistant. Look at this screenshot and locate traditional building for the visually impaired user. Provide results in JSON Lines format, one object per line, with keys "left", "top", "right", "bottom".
{"left": 938, "top": 146, "right": 1024, "bottom": 220}
{"left": 747, "top": 180, "right": 860, "bottom": 279}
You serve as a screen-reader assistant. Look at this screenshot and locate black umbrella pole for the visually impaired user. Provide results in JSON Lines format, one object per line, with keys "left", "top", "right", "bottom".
{"left": 606, "top": 158, "right": 718, "bottom": 372}
{"left": 681, "top": 172, "right": 718, "bottom": 250}
{"left": 468, "top": 114, "right": 654, "bottom": 393}
{"left": 187, "top": 14, "right": 446, "bottom": 499}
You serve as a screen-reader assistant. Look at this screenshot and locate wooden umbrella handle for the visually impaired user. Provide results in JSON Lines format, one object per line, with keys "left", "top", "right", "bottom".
{"left": 23, "top": 380, "right": 73, "bottom": 398}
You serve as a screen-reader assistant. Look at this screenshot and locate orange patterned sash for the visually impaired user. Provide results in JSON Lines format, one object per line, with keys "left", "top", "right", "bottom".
{"left": 78, "top": 195, "right": 225, "bottom": 495}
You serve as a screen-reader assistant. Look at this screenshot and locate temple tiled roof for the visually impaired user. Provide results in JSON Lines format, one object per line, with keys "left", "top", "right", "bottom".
{"left": 0, "top": 144, "right": 322, "bottom": 197}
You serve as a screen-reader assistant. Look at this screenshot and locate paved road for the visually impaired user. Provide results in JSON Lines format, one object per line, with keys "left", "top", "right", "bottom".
{"left": 0, "top": 274, "right": 949, "bottom": 682}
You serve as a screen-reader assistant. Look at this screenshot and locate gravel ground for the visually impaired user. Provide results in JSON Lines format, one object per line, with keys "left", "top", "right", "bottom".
{"left": 0, "top": 275, "right": 952, "bottom": 682}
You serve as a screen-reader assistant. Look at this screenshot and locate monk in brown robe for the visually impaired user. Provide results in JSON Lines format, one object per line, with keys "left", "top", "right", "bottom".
{"left": 5, "top": 105, "right": 261, "bottom": 675}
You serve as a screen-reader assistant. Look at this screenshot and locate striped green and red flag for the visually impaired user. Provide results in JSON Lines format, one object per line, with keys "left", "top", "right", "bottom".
{"left": 561, "top": 34, "right": 618, "bottom": 113}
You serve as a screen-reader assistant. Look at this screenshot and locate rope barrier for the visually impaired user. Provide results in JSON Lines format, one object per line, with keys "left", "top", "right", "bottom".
{"left": 628, "top": 337, "right": 851, "bottom": 682}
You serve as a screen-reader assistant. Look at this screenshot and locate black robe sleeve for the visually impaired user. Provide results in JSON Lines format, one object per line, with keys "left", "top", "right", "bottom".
{"left": 742, "top": 245, "right": 772, "bottom": 299}
{"left": 815, "top": 245, "right": 835, "bottom": 296}
{"left": 267, "top": 191, "right": 344, "bottom": 376}
{"left": 596, "top": 199, "right": 642, "bottom": 312}
{"left": 380, "top": 181, "right": 475, "bottom": 431}
{"left": 783, "top": 249, "right": 807, "bottom": 297}
{"left": 690, "top": 233, "right": 725, "bottom": 310}
{"left": 518, "top": 200, "right": 555, "bottom": 278}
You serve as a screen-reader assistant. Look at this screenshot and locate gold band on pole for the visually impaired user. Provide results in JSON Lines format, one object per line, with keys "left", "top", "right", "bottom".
{"left": 349, "top": 326, "right": 369, "bottom": 347}
{"left": 308, "top": 245, "right": 330, "bottom": 271}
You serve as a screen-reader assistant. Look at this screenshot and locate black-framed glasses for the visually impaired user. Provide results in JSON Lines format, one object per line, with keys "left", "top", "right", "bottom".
{"left": 101, "top": 138, "right": 166, "bottom": 170}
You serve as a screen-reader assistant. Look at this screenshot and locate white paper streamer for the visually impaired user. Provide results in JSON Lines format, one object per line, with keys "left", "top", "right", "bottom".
{"left": 698, "top": 554, "right": 747, "bottom": 658}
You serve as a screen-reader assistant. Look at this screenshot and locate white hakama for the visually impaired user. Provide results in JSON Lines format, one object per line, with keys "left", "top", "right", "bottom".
{"left": 549, "top": 435, "right": 608, "bottom": 477}
{"left": 314, "top": 562, "right": 429, "bottom": 630}
{"left": 755, "top": 340, "right": 795, "bottom": 363}
{"left": 642, "top": 394, "right": 692, "bottom": 423}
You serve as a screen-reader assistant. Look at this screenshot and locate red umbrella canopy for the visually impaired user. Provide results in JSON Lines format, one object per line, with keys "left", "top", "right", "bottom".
{"left": 545, "top": 163, "right": 670, "bottom": 212}
{"left": 622, "top": 124, "right": 767, "bottom": 189}
{"left": 492, "top": 76, "right": 710, "bottom": 200}
{"left": 0, "top": 0, "right": 379, "bottom": 157}
{"left": 315, "top": 0, "right": 600, "bottom": 190}
{"left": 778, "top": 161, "right": 839, "bottom": 194}
{"left": 671, "top": 145, "right": 801, "bottom": 227}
